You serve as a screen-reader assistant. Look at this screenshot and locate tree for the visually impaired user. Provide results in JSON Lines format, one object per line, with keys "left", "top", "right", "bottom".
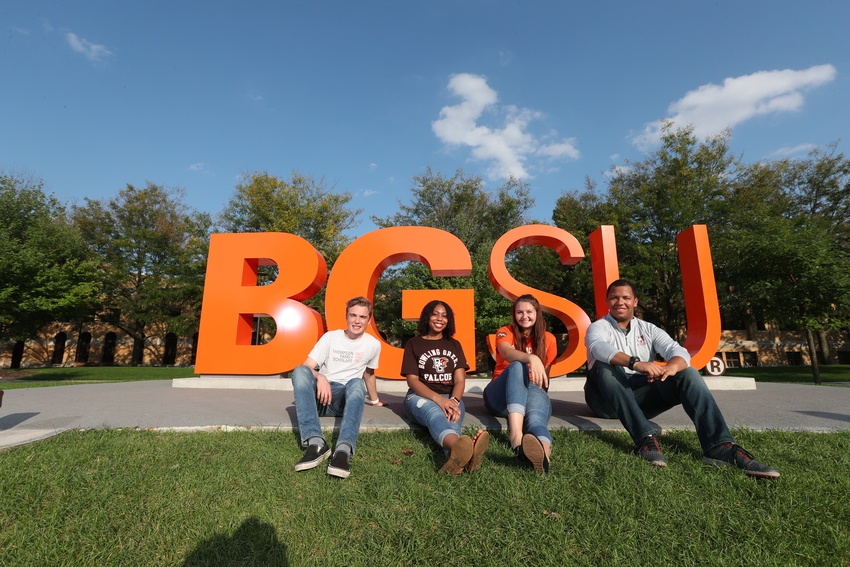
{"left": 716, "top": 149, "right": 850, "bottom": 382}
{"left": 786, "top": 142, "right": 850, "bottom": 247}
{"left": 371, "top": 168, "right": 535, "bottom": 358}
{"left": 71, "top": 183, "right": 211, "bottom": 365}
{"left": 554, "top": 124, "right": 738, "bottom": 336}
{"left": 219, "top": 171, "right": 360, "bottom": 266}
{"left": 786, "top": 143, "right": 850, "bottom": 369}
{"left": 218, "top": 171, "right": 361, "bottom": 335}
{"left": 719, "top": 216, "right": 850, "bottom": 383}
{"left": 552, "top": 126, "right": 850, "bottom": 381}
{"left": 0, "top": 173, "right": 100, "bottom": 343}
{"left": 551, "top": 178, "right": 616, "bottom": 317}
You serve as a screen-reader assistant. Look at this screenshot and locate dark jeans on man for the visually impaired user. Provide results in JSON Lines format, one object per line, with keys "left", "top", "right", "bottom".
{"left": 584, "top": 362, "right": 734, "bottom": 453}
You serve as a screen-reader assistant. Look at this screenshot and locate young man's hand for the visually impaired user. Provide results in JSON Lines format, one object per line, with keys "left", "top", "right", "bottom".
{"left": 315, "top": 374, "right": 332, "bottom": 405}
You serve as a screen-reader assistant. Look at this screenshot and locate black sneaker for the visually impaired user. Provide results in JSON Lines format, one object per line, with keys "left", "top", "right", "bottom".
{"left": 327, "top": 450, "right": 351, "bottom": 479}
{"left": 703, "top": 442, "right": 780, "bottom": 479}
{"left": 295, "top": 441, "right": 330, "bottom": 472}
{"left": 634, "top": 435, "right": 667, "bottom": 467}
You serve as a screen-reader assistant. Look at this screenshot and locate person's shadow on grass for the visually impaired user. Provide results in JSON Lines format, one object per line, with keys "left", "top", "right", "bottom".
{"left": 182, "top": 516, "right": 289, "bottom": 566}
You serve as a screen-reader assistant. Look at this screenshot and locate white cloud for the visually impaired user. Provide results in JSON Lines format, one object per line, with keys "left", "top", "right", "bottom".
{"left": 188, "top": 162, "right": 208, "bottom": 173}
{"left": 632, "top": 64, "right": 837, "bottom": 151}
{"left": 363, "top": 189, "right": 378, "bottom": 197}
{"left": 498, "top": 50, "right": 516, "bottom": 67}
{"left": 368, "top": 162, "right": 378, "bottom": 171}
{"left": 432, "top": 73, "right": 579, "bottom": 180}
{"left": 65, "top": 32, "right": 112, "bottom": 62}
{"left": 769, "top": 144, "right": 816, "bottom": 158}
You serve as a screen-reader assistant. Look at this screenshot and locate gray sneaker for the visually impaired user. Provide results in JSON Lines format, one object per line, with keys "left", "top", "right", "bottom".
{"left": 295, "top": 441, "right": 330, "bottom": 472}
{"left": 703, "top": 443, "right": 780, "bottom": 479}
{"left": 634, "top": 435, "right": 667, "bottom": 467}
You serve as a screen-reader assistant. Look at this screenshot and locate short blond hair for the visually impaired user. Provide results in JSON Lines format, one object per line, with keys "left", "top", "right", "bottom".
{"left": 346, "top": 296, "right": 373, "bottom": 315}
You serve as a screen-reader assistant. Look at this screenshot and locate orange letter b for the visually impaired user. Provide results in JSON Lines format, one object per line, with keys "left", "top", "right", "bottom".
{"left": 195, "top": 232, "right": 327, "bottom": 375}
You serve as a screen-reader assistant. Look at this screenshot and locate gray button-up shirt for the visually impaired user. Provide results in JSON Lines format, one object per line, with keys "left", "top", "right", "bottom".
{"left": 585, "top": 314, "right": 690, "bottom": 374}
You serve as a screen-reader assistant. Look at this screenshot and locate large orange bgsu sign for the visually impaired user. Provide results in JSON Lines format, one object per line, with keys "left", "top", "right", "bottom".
{"left": 194, "top": 224, "right": 720, "bottom": 378}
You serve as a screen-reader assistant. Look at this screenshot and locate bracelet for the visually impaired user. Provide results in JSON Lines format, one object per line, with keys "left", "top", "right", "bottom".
{"left": 365, "top": 397, "right": 381, "bottom": 406}
{"left": 450, "top": 396, "right": 460, "bottom": 404}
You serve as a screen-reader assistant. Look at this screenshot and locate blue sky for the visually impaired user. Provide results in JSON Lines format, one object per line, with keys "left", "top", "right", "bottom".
{"left": 2, "top": 1, "right": 848, "bottom": 234}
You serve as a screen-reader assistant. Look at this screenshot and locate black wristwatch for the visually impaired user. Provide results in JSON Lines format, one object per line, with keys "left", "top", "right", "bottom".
{"left": 627, "top": 356, "right": 639, "bottom": 370}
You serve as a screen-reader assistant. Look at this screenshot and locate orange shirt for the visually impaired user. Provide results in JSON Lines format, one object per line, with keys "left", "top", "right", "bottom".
{"left": 492, "top": 325, "right": 557, "bottom": 378}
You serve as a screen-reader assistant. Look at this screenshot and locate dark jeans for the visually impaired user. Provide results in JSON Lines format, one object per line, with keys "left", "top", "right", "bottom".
{"left": 584, "top": 362, "right": 733, "bottom": 453}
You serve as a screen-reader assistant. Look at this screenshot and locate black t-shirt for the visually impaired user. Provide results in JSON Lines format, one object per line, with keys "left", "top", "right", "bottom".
{"left": 400, "top": 335, "right": 469, "bottom": 395}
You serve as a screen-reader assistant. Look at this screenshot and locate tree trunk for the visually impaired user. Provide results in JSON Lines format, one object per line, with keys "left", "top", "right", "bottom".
{"left": 817, "top": 329, "right": 833, "bottom": 364}
{"left": 805, "top": 328, "right": 821, "bottom": 385}
{"left": 131, "top": 336, "right": 145, "bottom": 366}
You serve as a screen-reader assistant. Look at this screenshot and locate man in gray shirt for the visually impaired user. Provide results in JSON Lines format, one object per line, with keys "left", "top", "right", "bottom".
{"left": 585, "top": 279, "right": 778, "bottom": 479}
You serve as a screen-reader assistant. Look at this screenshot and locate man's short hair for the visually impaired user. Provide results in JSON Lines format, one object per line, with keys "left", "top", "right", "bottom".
{"left": 346, "top": 296, "right": 373, "bottom": 315}
{"left": 606, "top": 279, "right": 637, "bottom": 297}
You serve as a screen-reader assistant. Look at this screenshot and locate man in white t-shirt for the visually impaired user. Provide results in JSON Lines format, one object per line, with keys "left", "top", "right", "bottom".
{"left": 291, "top": 296, "right": 382, "bottom": 479}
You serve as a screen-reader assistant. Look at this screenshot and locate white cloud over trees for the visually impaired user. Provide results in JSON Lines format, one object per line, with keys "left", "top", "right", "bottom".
{"left": 633, "top": 64, "right": 836, "bottom": 151}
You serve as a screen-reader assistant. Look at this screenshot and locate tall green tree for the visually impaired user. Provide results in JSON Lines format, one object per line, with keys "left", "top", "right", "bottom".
{"left": 219, "top": 171, "right": 360, "bottom": 266}
{"left": 717, "top": 149, "right": 850, "bottom": 382}
{"left": 72, "top": 183, "right": 211, "bottom": 365}
{"left": 218, "top": 171, "right": 361, "bottom": 324}
{"left": 0, "top": 173, "right": 99, "bottom": 342}
{"left": 554, "top": 124, "right": 738, "bottom": 335}
{"left": 371, "top": 168, "right": 534, "bottom": 356}
{"left": 551, "top": 177, "right": 616, "bottom": 317}
{"left": 787, "top": 142, "right": 850, "bottom": 246}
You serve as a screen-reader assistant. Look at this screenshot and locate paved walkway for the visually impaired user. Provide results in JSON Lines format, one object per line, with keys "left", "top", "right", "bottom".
{"left": 2, "top": 379, "right": 849, "bottom": 450}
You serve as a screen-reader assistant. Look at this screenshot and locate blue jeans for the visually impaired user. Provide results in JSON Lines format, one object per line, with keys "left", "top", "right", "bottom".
{"left": 291, "top": 365, "right": 366, "bottom": 454}
{"left": 404, "top": 390, "right": 465, "bottom": 447}
{"left": 483, "top": 361, "right": 552, "bottom": 445}
{"left": 584, "top": 361, "right": 734, "bottom": 453}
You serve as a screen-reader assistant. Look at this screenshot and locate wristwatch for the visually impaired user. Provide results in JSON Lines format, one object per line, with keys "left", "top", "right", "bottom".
{"left": 627, "top": 356, "right": 639, "bottom": 370}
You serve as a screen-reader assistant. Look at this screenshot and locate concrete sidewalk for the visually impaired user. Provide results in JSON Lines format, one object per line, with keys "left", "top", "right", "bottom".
{"left": 2, "top": 379, "right": 849, "bottom": 450}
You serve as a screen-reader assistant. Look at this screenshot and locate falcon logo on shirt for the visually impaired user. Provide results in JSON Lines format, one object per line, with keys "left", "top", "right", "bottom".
{"left": 432, "top": 357, "right": 449, "bottom": 373}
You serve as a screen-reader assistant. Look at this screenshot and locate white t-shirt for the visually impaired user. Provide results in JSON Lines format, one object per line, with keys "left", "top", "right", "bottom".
{"left": 308, "top": 329, "right": 381, "bottom": 384}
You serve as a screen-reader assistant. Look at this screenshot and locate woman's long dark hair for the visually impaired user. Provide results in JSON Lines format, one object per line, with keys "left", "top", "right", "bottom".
{"left": 417, "top": 300, "right": 456, "bottom": 338}
{"left": 509, "top": 294, "right": 547, "bottom": 360}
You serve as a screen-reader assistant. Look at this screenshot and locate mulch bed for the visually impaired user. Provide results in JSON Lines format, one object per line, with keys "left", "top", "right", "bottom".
{"left": 0, "top": 368, "right": 39, "bottom": 381}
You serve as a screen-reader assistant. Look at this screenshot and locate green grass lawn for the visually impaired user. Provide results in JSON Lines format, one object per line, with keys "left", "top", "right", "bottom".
{"left": 0, "top": 366, "right": 198, "bottom": 389}
{"left": 724, "top": 364, "right": 850, "bottom": 384}
{"left": 1, "top": 428, "right": 847, "bottom": 566}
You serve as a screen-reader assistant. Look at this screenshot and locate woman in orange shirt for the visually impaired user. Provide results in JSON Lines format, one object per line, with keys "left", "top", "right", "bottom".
{"left": 483, "top": 294, "right": 556, "bottom": 474}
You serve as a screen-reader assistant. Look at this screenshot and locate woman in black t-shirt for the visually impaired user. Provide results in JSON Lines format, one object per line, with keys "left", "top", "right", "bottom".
{"left": 401, "top": 300, "right": 489, "bottom": 475}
